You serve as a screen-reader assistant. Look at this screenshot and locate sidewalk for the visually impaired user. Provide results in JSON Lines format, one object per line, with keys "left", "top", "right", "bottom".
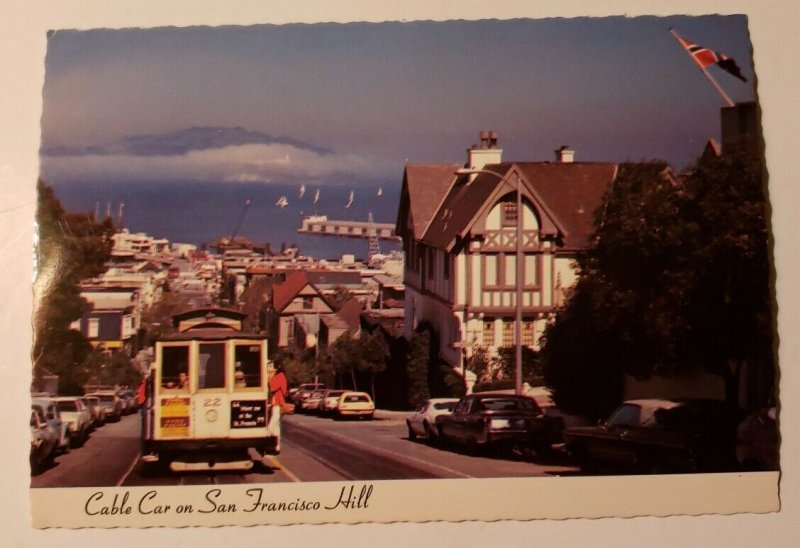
{"left": 374, "top": 409, "right": 410, "bottom": 421}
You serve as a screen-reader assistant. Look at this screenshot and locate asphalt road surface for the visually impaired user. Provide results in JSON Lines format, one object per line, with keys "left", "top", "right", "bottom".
{"left": 31, "top": 411, "right": 579, "bottom": 488}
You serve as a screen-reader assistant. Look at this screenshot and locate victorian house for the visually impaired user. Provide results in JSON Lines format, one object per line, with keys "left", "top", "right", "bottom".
{"left": 396, "top": 131, "right": 617, "bottom": 376}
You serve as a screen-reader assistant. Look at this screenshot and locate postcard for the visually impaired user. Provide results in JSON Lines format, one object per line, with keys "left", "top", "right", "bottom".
{"left": 5, "top": 0, "right": 795, "bottom": 542}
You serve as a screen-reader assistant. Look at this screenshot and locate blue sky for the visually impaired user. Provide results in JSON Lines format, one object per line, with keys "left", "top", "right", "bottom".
{"left": 40, "top": 15, "right": 755, "bottom": 187}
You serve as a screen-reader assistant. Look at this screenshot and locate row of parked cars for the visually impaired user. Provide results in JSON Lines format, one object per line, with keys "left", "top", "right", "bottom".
{"left": 291, "top": 383, "right": 376, "bottom": 420}
{"left": 30, "top": 388, "right": 140, "bottom": 473}
{"left": 405, "top": 390, "right": 779, "bottom": 474}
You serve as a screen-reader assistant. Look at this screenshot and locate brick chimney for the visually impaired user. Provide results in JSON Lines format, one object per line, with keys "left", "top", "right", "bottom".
{"left": 555, "top": 145, "right": 575, "bottom": 163}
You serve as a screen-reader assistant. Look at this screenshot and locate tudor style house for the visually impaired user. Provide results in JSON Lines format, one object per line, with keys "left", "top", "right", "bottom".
{"left": 396, "top": 131, "right": 617, "bottom": 377}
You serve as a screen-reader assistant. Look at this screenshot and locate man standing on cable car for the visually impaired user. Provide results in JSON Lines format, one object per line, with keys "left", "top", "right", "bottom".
{"left": 266, "top": 365, "right": 288, "bottom": 454}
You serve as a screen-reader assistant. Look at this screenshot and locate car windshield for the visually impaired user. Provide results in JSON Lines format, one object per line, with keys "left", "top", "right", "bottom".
{"left": 478, "top": 398, "right": 539, "bottom": 413}
{"left": 434, "top": 402, "right": 457, "bottom": 411}
{"left": 344, "top": 395, "right": 370, "bottom": 403}
{"left": 97, "top": 396, "right": 115, "bottom": 403}
{"left": 56, "top": 401, "right": 78, "bottom": 412}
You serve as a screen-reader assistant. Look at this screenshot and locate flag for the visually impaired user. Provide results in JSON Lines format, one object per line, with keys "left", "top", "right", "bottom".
{"left": 671, "top": 29, "right": 748, "bottom": 82}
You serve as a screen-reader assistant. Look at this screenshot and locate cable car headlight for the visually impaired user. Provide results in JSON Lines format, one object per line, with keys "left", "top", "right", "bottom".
{"left": 206, "top": 409, "right": 219, "bottom": 422}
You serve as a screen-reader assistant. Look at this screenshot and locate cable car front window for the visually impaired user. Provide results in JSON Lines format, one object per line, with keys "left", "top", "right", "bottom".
{"left": 234, "top": 344, "right": 263, "bottom": 390}
{"left": 161, "top": 345, "right": 190, "bottom": 391}
{"left": 198, "top": 343, "right": 225, "bottom": 389}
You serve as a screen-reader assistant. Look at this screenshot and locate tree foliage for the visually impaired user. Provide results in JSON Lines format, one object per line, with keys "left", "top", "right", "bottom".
{"left": 406, "top": 329, "right": 431, "bottom": 409}
{"left": 542, "top": 150, "right": 773, "bottom": 418}
{"left": 33, "top": 180, "right": 115, "bottom": 394}
{"left": 329, "top": 331, "right": 389, "bottom": 400}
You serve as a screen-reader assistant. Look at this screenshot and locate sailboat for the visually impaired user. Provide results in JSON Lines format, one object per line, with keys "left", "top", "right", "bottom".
{"left": 299, "top": 184, "right": 306, "bottom": 198}
{"left": 275, "top": 196, "right": 289, "bottom": 208}
{"left": 345, "top": 190, "right": 354, "bottom": 208}
{"left": 377, "top": 187, "right": 383, "bottom": 196}
{"left": 313, "top": 189, "right": 320, "bottom": 204}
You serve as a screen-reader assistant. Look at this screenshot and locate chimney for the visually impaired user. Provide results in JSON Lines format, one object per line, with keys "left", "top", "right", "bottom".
{"left": 467, "top": 130, "right": 503, "bottom": 175}
{"left": 555, "top": 145, "right": 575, "bottom": 163}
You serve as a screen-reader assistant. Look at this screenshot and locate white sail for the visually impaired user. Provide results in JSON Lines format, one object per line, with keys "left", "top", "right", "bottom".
{"left": 275, "top": 196, "right": 289, "bottom": 208}
{"left": 313, "top": 189, "right": 320, "bottom": 204}
{"left": 345, "top": 190, "right": 354, "bottom": 208}
{"left": 377, "top": 187, "right": 383, "bottom": 196}
{"left": 299, "top": 184, "right": 306, "bottom": 198}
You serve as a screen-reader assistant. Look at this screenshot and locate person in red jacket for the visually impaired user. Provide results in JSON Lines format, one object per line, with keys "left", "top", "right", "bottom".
{"left": 266, "top": 365, "right": 288, "bottom": 454}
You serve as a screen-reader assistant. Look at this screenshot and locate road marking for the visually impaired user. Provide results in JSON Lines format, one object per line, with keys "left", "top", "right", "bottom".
{"left": 266, "top": 456, "right": 301, "bottom": 482}
{"left": 116, "top": 451, "right": 142, "bottom": 487}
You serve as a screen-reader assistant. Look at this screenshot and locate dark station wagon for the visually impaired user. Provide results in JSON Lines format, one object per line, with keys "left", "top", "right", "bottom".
{"left": 563, "top": 398, "right": 739, "bottom": 473}
{"left": 436, "top": 393, "right": 562, "bottom": 455}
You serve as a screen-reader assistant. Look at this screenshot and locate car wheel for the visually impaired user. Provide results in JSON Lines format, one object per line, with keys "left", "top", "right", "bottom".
{"left": 407, "top": 422, "right": 417, "bottom": 441}
{"left": 69, "top": 431, "right": 82, "bottom": 448}
{"left": 423, "top": 422, "right": 435, "bottom": 441}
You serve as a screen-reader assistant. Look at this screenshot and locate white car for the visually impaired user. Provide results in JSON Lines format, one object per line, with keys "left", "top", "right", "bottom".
{"left": 50, "top": 397, "right": 93, "bottom": 447}
{"left": 32, "top": 398, "right": 69, "bottom": 454}
{"left": 30, "top": 405, "right": 59, "bottom": 472}
{"left": 335, "top": 392, "right": 375, "bottom": 420}
{"left": 318, "top": 389, "right": 348, "bottom": 416}
{"left": 406, "top": 398, "right": 459, "bottom": 441}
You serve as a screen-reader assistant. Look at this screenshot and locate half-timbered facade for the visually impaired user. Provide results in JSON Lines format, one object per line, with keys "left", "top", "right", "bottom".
{"left": 396, "top": 132, "right": 617, "bottom": 374}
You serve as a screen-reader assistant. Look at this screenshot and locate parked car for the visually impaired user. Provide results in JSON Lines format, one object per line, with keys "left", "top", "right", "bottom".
{"left": 119, "top": 389, "right": 138, "bottom": 414}
{"left": 294, "top": 383, "right": 326, "bottom": 412}
{"left": 335, "top": 391, "right": 375, "bottom": 420}
{"left": 86, "top": 392, "right": 123, "bottom": 422}
{"left": 81, "top": 396, "right": 105, "bottom": 428}
{"left": 563, "top": 398, "right": 739, "bottom": 473}
{"left": 318, "top": 389, "right": 348, "bottom": 416}
{"left": 304, "top": 389, "right": 327, "bottom": 413}
{"left": 51, "top": 396, "right": 93, "bottom": 448}
{"left": 30, "top": 405, "right": 59, "bottom": 471}
{"left": 32, "top": 397, "right": 69, "bottom": 454}
{"left": 736, "top": 406, "right": 779, "bottom": 471}
{"left": 406, "top": 398, "right": 459, "bottom": 441}
{"left": 436, "top": 393, "right": 561, "bottom": 455}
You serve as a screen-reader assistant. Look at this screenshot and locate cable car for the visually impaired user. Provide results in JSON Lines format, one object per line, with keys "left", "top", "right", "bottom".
{"left": 141, "top": 308, "right": 277, "bottom": 472}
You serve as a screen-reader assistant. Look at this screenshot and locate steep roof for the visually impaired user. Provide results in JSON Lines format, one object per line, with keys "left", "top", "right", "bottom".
{"left": 516, "top": 162, "right": 617, "bottom": 250}
{"left": 271, "top": 270, "right": 313, "bottom": 312}
{"left": 335, "top": 297, "right": 362, "bottom": 330}
{"left": 422, "top": 162, "right": 616, "bottom": 251}
{"left": 396, "top": 163, "right": 460, "bottom": 240}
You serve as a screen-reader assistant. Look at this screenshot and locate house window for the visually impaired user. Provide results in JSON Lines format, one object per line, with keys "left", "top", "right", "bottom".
{"left": 502, "top": 321, "right": 514, "bottom": 346}
{"left": 427, "top": 247, "right": 435, "bottom": 278}
{"left": 87, "top": 318, "right": 99, "bottom": 338}
{"left": 484, "top": 255, "right": 499, "bottom": 287}
{"left": 482, "top": 319, "right": 495, "bottom": 346}
{"left": 302, "top": 297, "right": 313, "bottom": 310}
{"left": 522, "top": 321, "right": 535, "bottom": 346}
{"left": 444, "top": 255, "right": 450, "bottom": 280}
{"left": 502, "top": 202, "right": 518, "bottom": 227}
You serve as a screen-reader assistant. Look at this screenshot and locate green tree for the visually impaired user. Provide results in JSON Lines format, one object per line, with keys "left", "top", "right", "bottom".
{"left": 496, "top": 346, "right": 543, "bottom": 384}
{"left": 406, "top": 329, "right": 431, "bottom": 409}
{"left": 33, "top": 180, "right": 114, "bottom": 394}
{"left": 541, "top": 151, "right": 773, "bottom": 418}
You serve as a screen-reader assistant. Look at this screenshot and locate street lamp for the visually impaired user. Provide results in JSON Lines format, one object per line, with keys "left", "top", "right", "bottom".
{"left": 455, "top": 167, "right": 524, "bottom": 395}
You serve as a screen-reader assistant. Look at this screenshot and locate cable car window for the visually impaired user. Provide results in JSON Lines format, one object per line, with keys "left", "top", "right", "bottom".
{"left": 234, "top": 345, "right": 262, "bottom": 389}
{"left": 199, "top": 343, "right": 226, "bottom": 389}
{"left": 161, "top": 345, "right": 190, "bottom": 391}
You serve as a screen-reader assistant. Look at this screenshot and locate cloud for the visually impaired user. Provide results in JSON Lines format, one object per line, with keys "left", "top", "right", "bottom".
{"left": 40, "top": 128, "right": 391, "bottom": 184}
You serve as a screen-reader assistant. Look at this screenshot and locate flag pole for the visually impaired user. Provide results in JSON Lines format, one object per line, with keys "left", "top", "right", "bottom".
{"left": 669, "top": 28, "right": 735, "bottom": 108}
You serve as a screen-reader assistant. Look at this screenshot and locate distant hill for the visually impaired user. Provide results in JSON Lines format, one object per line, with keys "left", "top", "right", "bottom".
{"left": 41, "top": 126, "right": 333, "bottom": 157}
